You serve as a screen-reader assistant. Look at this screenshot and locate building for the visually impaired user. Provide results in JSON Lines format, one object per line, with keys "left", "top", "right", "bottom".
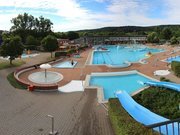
{"left": 57, "top": 39, "right": 70, "bottom": 46}
{"left": 74, "top": 36, "right": 147, "bottom": 45}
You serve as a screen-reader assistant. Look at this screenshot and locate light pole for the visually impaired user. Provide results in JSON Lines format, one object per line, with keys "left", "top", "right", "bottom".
{"left": 47, "top": 115, "right": 58, "bottom": 135}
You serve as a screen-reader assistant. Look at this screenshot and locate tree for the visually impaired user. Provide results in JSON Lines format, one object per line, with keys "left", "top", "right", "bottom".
{"left": 25, "top": 35, "right": 38, "bottom": 45}
{"left": 41, "top": 35, "right": 58, "bottom": 58}
{"left": 0, "top": 36, "right": 24, "bottom": 65}
{"left": 10, "top": 13, "right": 53, "bottom": 42}
{"left": 162, "top": 27, "right": 172, "bottom": 40}
{"left": 147, "top": 32, "right": 159, "bottom": 43}
{"left": 10, "top": 13, "right": 34, "bottom": 31}
{"left": 170, "top": 36, "right": 178, "bottom": 45}
{"left": 67, "top": 31, "right": 79, "bottom": 40}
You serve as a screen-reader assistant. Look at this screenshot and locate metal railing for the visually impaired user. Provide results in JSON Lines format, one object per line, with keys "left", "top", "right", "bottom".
{"left": 146, "top": 118, "right": 180, "bottom": 135}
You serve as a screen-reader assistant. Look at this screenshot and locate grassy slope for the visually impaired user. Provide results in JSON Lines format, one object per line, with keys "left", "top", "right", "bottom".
{"left": 7, "top": 72, "right": 27, "bottom": 89}
{"left": 108, "top": 98, "right": 156, "bottom": 135}
{"left": 133, "top": 87, "right": 180, "bottom": 119}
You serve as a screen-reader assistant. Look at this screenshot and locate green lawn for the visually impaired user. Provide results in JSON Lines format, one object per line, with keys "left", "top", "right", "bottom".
{"left": 0, "top": 60, "right": 25, "bottom": 70}
{"left": 7, "top": 72, "right": 27, "bottom": 89}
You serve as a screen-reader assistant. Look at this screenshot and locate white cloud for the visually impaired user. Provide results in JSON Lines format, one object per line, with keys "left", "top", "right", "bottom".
{"left": 94, "top": 0, "right": 107, "bottom": 3}
{"left": 0, "top": 0, "right": 179, "bottom": 32}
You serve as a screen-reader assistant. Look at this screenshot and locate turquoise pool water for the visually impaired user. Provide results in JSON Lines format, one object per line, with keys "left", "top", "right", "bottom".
{"left": 166, "top": 55, "right": 180, "bottom": 63}
{"left": 21, "top": 53, "right": 39, "bottom": 58}
{"left": 92, "top": 45, "right": 163, "bottom": 66}
{"left": 89, "top": 73, "right": 152, "bottom": 100}
{"left": 53, "top": 61, "right": 77, "bottom": 68}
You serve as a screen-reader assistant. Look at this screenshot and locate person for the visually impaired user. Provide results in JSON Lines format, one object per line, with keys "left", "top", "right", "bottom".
{"left": 71, "top": 60, "right": 74, "bottom": 65}
{"left": 148, "top": 51, "right": 152, "bottom": 55}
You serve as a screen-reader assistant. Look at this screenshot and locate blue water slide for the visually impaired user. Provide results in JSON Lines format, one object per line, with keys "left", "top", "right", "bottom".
{"left": 144, "top": 81, "right": 180, "bottom": 92}
{"left": 116, "top": 91, "right": 179, "bottom": 135}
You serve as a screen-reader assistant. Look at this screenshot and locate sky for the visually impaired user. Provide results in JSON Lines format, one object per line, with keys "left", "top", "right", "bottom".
{"left": 0, "top": 0, "right": 180, "bottom": 32}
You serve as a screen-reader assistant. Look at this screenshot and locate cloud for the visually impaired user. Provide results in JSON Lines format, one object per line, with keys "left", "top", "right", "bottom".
{"left": 0, "top": 0, "right": 179, "bottom": 32}
{"left": 165, "top": 0, "right": 180, "bottom": 23}
{"left": 94, "top": 0, "right": 107, "bottom": 3}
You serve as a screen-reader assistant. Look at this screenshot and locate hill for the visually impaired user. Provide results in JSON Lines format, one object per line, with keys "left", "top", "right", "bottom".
{"left": 76, "top": 25, "right": 180, "bottom": 37}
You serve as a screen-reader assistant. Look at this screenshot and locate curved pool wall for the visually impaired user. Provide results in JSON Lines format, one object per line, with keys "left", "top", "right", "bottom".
{"left": 90, "top": 45, "right": 164, "bottom": 67}
{"left": 84, "top": 70, "right": 158, "bottom": 103}
{"left": 162, "top": 55, "right": 180, "bottom": 63}
{"left": 53, "top": 61, "right": 77, "bottom": 68}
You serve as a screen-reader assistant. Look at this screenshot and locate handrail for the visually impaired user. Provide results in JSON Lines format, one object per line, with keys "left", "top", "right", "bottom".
{"left": 146, "top": 118, "right": 180, "bottom": 135}
{"left": 146, "top": 118, "right": 180, "bottom": 128}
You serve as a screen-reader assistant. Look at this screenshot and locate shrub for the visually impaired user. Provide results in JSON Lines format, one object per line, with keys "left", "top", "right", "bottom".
{"left": 23, "top": 45, "right": 37, "bottom": 50}
{"left": 67, "top": 48, "right": 76, "bottom": 54}
{"left": 55, "top": 51, "right": 67, "bottom": 57}
{"left": 108, "top": 98, "right": 155, "bottom": 135}
{"left": 160, "top": 77, "right": 171, "bottom": 82}
{"left": 133, "top": 87, "right": 180, "bottom": 119}
{"left": 171, "top": 61, "right": 180, "bottom": 77}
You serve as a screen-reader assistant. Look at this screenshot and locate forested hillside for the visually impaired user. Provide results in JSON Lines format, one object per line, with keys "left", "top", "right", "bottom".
{"left": 77, "top": 25, "right": 180, "bottom": 37}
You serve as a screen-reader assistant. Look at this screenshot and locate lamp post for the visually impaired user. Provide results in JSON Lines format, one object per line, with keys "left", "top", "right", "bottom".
{"left": 47, "top": 115, "right": 58, "bottom": 135}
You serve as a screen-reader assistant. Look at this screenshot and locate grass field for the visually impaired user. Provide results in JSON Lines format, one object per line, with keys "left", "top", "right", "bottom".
{"left": 0, "top": 59, "right": 25, "bottom": 70}
{"left": 7, "top": 72, "right": 27, "bottom": 89}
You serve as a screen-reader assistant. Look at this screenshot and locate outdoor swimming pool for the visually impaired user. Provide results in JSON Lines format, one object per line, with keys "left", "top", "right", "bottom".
{"left": 21, "top": 53, "right": 39, "bottom": 58}
{"left": 0, "top": 53, "right": 39, "bottom": 60}
{"left": 89, "top": 72, "right": 153, "bottom": 101}
{"left": 166, "top": 55, "right": 180, "bottom": 63}
{"left": 53, "top": 61, "right": 77, "bottom": 68}
{"left": 92, "top": 45, "right": 163, "bottom": 66}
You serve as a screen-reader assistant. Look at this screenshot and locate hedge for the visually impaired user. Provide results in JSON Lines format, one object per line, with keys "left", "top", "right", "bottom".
{"left": 108, "top": 98, "right": 156, "bottom": 135}
{"left": 55, "top": 51, "right": 68, "bottom": 57}
{"left": 160, "top": 77, "right": 171, "bottom": 82}
{"left": 171, "top": 61, "right": 180, "bottom": 77}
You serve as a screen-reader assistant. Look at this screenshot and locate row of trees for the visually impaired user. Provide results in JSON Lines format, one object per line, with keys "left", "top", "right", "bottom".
{"left": 2, "top": 13, "right": 79, "bottom": 48}
{"left": 0, "top": 34, "right": 58, "bottom": 65}
{"left": 0, "top": 13, "right": 81, "bottom": 65}
{"left": 147, "top": 27, "right": 180, "bottom": 44}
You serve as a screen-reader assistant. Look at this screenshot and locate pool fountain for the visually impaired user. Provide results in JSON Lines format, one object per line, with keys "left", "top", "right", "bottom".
{"left": 28, "top": 63, "right": 63, "bottom": 84}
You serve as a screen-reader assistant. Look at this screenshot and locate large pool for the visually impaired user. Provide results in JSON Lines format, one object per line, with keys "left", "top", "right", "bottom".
{"left": 89, "top": 73, "right": 152, "bottom": 100}
{"left": 92, "top": 45, "right": 163, "bottom": 66}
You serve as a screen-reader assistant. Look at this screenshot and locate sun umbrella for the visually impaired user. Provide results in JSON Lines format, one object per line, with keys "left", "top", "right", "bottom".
{"left": 40, "top": 63, "right": 52, "bottom": 78}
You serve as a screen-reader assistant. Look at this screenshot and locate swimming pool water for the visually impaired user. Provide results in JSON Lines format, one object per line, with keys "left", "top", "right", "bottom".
{"left": 166, "top": 56, "right": 180, "bottom": 63}
{"left": 53, "top": 61, "right": 77, "bottom": 68}
{"left": 89, "top": 73, "right": 152, "bottom": 100}
{"left": 92, "top": 45, "right": 163, "bottom": 66}
{"left": 21, "top": 53, "right": 39, "bottom": 58}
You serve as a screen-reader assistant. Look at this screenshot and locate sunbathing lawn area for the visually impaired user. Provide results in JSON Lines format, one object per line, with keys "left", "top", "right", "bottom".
{"left": 0, "top": 60, "right": 25, "bottom": 70}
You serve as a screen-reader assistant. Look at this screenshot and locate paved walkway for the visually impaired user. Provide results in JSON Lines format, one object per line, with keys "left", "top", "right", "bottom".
{"left": 0, "top": 52, "right": 114, "bottom": 135}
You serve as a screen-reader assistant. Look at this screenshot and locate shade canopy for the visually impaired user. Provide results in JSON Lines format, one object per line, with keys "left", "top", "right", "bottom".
{"left": 40, "top": 63, "right": 52, "bottom": 69}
